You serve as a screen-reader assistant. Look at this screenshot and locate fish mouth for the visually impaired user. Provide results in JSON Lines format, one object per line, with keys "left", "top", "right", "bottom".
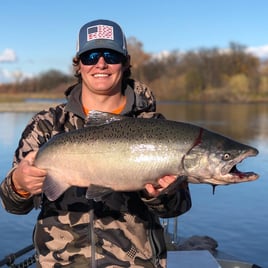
{"left": 217, "top": 148, "right": 259, "bottom": 184}
{"left": 226, "top": 164, "right": 259, "bottom": 183}
{"left": 203, "top": 164, "right": 259, "bottom": 186}
{"left": 185, "top": 148, "right": 259, "bottom": 185}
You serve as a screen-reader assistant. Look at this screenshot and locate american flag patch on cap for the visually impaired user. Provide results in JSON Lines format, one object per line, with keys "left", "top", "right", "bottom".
{"left": 87, "top": 25, "right": 114, "bottom": 41}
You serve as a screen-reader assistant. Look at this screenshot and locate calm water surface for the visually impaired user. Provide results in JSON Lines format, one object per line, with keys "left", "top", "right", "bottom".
{"left": 0, "top": 103, "right": 267, "bottom": 267}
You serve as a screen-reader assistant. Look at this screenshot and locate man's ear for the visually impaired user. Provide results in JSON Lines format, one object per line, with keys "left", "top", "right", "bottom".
{"left": 124, "top": 54, "right": 131, "bottom": 68}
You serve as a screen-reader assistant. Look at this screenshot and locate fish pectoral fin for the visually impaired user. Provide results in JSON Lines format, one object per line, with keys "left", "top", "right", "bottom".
{"left": 86, "top": 184, "right": 114, "bottom": 201}
{"left": 42, "top": 175, "right": 70, "bottom": 201}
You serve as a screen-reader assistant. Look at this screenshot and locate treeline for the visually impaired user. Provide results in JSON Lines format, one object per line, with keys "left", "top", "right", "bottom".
{"left": 128, "top": 39, "right": 268, "bottom": 102}
{"left": 0, "top": 70, "right": 76, "bottom": 95}
{"left": 1, "top": 39, "right": 268, "bottom": 102}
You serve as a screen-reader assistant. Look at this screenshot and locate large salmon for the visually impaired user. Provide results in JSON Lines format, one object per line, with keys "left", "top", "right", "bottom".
{"left": 34, "top": 111, "right": 259, "bottom": 201}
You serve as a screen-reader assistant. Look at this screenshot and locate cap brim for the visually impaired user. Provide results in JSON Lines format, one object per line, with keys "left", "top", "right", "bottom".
{"left": 77, "top": 39, "right": 126, "bottom": 56}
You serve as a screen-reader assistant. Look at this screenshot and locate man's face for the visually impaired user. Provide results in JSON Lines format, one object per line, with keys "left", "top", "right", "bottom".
{"left": 80, "top": 49, "right": 129, "bottom": 96}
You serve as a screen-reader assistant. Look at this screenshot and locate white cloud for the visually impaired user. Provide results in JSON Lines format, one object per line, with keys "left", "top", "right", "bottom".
{"left": 246, "top": 45, "right": 268, "bottom": 59}
{"left": 0, "top": 69, "right": 14, "bottom": 83}
{"left": 0, "top": 48, "right": 17, "bottom": 62}
{"left": 0, "top": 68, "right": 34, "bottom": 84}
{"left": 152, "top": 45, "right": 268, "bottom": 60}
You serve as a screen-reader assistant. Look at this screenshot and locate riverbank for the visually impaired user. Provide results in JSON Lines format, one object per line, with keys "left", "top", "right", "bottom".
{"left": 2, "top": 98, "right": 268, "bottom": 113}
{"left": 0, "top": 92, "right": 65, "bottom": 112}
{"left": 0, "top": 101, "right": 63, "bottom": 112}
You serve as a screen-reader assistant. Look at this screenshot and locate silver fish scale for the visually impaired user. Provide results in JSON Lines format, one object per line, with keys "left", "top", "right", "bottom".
{"left": 85, "top": 118, "right": 201, "bottom": 144}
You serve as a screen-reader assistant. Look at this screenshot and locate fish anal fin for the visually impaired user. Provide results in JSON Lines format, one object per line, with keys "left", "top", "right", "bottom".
{"left": 86, "top": 184, "right": 113, "bottom": 201}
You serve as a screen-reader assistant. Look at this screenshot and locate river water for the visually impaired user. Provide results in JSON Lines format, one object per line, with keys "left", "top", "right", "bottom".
{"left": 0, "top": 102, "right": 267, "bottom": 267}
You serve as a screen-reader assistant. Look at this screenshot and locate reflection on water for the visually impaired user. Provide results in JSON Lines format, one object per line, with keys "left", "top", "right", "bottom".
{"left": 0, "top": 103, "right": 267, "bottom": 267}
{"left": 0, "top": 112, "right": 35, "bottom": 175}
{"left": 157, "top": 102, "right": 268, "bottom": 142}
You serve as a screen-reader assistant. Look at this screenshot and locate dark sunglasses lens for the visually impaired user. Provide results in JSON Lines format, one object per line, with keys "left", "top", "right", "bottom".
{"left": 103, "top": 51, "right": 123, "bottom": 64}
{"left": 81, "top": 51, "right": 124, "bottom": 65}
{"left": 80, "top": 52, "right": 100, "bottom": 65}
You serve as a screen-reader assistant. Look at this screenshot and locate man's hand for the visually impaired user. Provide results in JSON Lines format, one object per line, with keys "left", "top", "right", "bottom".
{"left": 145, "top": 175, "right": 178, "bottom": 198}
{"left": 12, "top": 151, "right": 47, "bottom": 196}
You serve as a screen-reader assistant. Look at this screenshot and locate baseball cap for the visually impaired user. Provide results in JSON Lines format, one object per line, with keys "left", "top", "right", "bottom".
{"left": 76, "top": 19, "right": 128, "bottom": 57}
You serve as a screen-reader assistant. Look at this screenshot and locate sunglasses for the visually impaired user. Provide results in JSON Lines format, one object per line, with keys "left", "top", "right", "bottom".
{"left": 80, "top": 50, "right": 125, "bottom": 65}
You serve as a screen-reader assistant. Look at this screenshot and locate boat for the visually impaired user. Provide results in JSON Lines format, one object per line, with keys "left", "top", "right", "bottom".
{"left": 0, "top": 244, "right": 35, "bottom": 267}
{"left": 163, "top": 218, "right": 262, "bottom": 268}
{"left": 167, "top": 250, "right": 262, "bottom": 268}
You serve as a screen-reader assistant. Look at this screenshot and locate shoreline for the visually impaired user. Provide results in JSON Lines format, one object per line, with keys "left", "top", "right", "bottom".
{"left": 0, "top": 101, "right": 62, "bottom": 112}
{"left": 1, "top": 99, "right": 268, "bottom": 113}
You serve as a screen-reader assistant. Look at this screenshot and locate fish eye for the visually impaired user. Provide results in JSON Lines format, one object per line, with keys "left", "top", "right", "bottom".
{"left": 222, "top": 153, "right": 231, "bottom": 160}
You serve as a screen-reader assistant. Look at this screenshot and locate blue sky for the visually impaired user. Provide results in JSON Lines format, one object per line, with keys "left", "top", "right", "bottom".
{"left": 1, "top": 0, "right": 268, "bottom": 83}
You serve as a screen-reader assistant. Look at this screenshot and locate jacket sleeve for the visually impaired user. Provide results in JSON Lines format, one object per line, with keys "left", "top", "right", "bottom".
{"left": 0, "top": 169, "right": 36, "bottom": 214}
{"left": 141, "top": 180, "right": 192, "bottom": 218}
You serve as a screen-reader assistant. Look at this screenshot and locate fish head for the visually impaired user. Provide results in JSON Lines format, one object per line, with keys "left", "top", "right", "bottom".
{"left": 182, "top": 129, "right": 259, "bottom": 185}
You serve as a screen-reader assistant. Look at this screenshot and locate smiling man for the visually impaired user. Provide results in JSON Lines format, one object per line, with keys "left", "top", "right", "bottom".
{"left": 0, "top": 19, "right": 191, "bottom": 268}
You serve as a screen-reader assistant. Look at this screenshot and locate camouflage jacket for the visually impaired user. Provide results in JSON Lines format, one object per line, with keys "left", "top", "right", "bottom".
{"left": 0, "top": 79, "right": 191, "bottom": 268}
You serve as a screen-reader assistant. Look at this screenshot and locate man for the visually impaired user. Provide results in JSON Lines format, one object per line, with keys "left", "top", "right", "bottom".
{"left": 0, "top": 19, "right": 191, "bottom": 267}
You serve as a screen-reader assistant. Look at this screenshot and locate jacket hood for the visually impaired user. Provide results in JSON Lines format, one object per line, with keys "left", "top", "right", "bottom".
{"left": 64, "top": 79, "right": 156, "bottom": 118}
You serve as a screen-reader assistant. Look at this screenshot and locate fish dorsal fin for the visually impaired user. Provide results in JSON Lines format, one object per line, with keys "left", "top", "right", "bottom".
{"left": 85, "top": 110, "right": 127, "bottom": 126}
